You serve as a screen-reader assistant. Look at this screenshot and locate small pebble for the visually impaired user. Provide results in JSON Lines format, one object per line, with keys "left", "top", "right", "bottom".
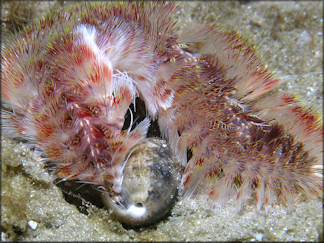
{"left": 28, "top": 220, "right": 38, "bottom": 230}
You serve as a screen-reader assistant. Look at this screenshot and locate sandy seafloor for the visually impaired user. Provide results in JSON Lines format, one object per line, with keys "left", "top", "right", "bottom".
{"left": 1, "top": 1, "right": 323, "bottom": 241}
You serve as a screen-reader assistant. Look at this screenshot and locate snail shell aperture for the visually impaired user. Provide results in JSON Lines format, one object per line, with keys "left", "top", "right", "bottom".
{"left": 102, "top": 138, "right": 182, "bottom": 227}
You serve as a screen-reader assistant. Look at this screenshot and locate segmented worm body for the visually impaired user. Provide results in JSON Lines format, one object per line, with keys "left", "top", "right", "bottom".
{"left": 1, "top": 2, "right": 322, "bottom": 226}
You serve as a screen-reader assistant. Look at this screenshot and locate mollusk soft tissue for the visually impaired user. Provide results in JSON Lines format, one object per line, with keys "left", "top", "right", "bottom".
{"left": 1, "top": 1, "right": 322, "bottom": 230}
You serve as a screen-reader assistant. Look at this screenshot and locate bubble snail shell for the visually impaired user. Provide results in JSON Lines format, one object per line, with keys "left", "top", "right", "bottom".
{"left": 101, "top": 138, "right": 182, "bottom": 227}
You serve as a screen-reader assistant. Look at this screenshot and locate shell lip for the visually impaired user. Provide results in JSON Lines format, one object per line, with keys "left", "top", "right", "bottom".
{"left": 101, "top": 192, "right": 148, "bottom": 226}
{"left": 102, "top": 187, "right": 179, "bottom": 228}
{"left": 107, "top": 193, "right": 147, "bottom": 219}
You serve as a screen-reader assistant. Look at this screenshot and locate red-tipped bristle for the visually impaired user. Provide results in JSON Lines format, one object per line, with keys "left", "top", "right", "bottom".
{"left": 1, "top": 2, "right": 176, "bottom": 192}
{"left": 158, "top": 23, "right": 322, "bottom": 210}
